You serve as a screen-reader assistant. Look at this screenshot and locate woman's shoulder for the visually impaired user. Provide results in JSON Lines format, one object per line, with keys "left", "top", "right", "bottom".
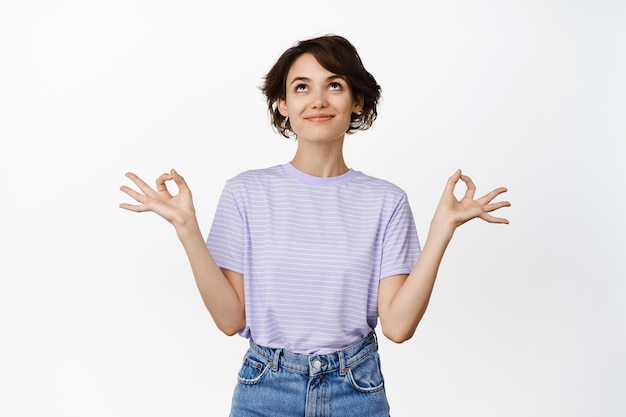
{"left": 352, "top": 169, "right": 408, "bottom": 197}
{"left": 226, "top": 164, "right": 285, "bottom": 185}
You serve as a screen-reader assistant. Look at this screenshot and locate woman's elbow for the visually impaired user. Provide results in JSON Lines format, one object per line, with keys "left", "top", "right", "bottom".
{"left": 216, "top": 318, "right": 246, "bottom": 336}
{"left": 381, "top": 325, "right": 415, "bottom": 344}
{"left": 220, "top": 326, "right": 239, "bottom": 337}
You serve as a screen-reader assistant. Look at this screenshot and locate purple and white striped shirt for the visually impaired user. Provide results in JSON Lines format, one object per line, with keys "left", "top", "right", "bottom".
{"left": 206, "top": 163, "right": 421, "bottom": 354}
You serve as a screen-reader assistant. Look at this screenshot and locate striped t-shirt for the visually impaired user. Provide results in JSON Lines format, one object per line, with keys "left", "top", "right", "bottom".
{"left": 206, "top": 162, "right": 421, "bottom": 354}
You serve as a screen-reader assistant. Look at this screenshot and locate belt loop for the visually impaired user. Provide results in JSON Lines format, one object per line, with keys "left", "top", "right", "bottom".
{"left": 338, "top": 349, "right": 347, "bottom": 376}
{"left": 272, "top": 348, "right": 282, "bottom": 371}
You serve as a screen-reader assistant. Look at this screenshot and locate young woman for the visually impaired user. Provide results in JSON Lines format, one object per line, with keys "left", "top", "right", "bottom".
{"left": 120, "top": 35, "right": 510, "bottom": 417}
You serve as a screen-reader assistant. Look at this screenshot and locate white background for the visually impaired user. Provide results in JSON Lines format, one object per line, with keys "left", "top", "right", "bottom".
{"left": 1, "top": 0, "right": 624, "bottom": 416}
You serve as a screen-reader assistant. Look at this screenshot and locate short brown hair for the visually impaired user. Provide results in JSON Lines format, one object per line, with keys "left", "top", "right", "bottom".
{"left": 261, "top": 35, "right": 381, "bottom": 138}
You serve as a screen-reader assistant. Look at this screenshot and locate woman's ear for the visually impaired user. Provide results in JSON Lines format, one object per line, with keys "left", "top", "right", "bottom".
{"left": 277, "top": 98, "right": 288, "bottom": 117}
{"left": 353, "top": 94, "right": 364, "bottom": 113}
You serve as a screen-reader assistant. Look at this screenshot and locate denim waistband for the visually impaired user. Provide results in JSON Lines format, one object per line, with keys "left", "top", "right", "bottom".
{"left": 248, "top": 332, "right": 379, "bottom": 377}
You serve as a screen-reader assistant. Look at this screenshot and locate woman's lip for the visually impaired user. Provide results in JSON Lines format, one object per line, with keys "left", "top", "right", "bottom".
{"left": 305, "top": 114, "right": 334, "bottom": 122}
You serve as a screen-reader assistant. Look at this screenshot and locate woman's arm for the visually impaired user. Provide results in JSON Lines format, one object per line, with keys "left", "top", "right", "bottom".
{"left": 378, "top": 169, "right": 510, "bottom": 343}
{"left": 120, "top": 169, "right": 246, "bottom": 335}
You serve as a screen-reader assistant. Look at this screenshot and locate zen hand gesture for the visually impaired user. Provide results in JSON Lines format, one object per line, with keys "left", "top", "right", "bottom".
{"left": 434, "top": 169, "right": 510, "bottom": 230}
{"left": 119, "top": 169, "right": 196, "bottom": 228}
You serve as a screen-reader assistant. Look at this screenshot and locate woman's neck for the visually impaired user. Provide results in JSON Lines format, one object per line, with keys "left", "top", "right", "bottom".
{"left": 290, "top": 141, "right": 348, "bottom": 178}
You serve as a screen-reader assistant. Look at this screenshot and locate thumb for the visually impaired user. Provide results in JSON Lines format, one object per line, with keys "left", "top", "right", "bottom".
{"left": 170, "top": 168, "right": 191, "bottom": 193}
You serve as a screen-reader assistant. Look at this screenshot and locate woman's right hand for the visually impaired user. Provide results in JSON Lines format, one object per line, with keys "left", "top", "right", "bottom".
{"left": 119, "top": 169, "right": 196, "bottom": 228}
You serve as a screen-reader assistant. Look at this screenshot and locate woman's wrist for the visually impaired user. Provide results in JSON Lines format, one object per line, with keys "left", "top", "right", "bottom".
{"left": 174, "top": 217, "right": 202, "bottom": 241}
{"left": 428, "top": 215, "right": 456, "bottom": 242}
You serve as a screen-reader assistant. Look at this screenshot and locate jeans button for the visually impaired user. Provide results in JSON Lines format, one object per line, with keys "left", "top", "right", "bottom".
{"left": 313, "top": 360, "right": 322, "bottom": 369}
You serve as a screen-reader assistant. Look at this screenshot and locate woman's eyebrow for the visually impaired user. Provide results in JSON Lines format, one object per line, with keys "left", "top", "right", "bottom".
{"left": 288, "top": 75, "right": 345, "bottom": 86}
{"left": 289, "top": 76, "right": 310, "bottom": 86}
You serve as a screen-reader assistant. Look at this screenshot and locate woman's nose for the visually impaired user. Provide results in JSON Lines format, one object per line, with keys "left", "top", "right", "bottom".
{"left": 310, "top": 90, "right": 328, "bottom": 108}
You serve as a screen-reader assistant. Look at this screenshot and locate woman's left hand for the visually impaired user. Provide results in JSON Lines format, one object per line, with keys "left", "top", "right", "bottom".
{"left": 433, "top": 169, "right": 510, "bottom": 231}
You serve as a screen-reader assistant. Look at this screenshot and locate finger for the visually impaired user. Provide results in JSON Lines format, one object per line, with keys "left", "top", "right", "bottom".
{"left": 170, "top": 168, "right": 191, "bottom": 194}
{"left": 479, "top": 212, "right": 509, "bottom": 224}
{"left": 124, "top": 172, "right": 156, "bottom": 195}
{"left": 119, "top": 202, "right": 150, "bottom": 213}
{"left": 155, "top": 173, "right": 173, "bottom": 194}
{"left": 460, "top": 174, "right": 476, "bottom": 200}
{"left": 477, "top": 187, "right": 508, "bottom": 204}
{"left": 443, "top": 169, "right": 462, "bottom": 195}
{"left": 119, "top": 184, "right": 147, "bottom": 203}
{"left": 483, "top": 200, "right": 511, "bottom": 213}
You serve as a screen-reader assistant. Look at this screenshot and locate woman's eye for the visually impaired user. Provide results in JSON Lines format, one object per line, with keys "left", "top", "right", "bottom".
{"left": 295, "top": 84, "right": 307, "bottom": 92}
{"left": 329, "top": 82, "right": 342, "bottom": 90}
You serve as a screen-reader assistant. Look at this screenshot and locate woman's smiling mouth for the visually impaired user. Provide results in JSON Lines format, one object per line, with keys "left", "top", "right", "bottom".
{"left": 305, "top": 114, "right": 334, "bottom": 122}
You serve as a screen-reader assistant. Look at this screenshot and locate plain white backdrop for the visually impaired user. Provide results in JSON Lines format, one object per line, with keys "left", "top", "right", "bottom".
{"left": 1, "top": 0, "right": 624, "bottom": 416}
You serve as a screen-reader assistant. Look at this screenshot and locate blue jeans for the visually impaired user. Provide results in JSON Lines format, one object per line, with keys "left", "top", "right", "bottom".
{"left": 230, "top": 331, "right": 390, "bottom": 417}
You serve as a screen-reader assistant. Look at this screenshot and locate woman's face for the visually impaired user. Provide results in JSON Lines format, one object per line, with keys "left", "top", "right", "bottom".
{"left": 278, "top": 53, "right": 363, "bottom": 144}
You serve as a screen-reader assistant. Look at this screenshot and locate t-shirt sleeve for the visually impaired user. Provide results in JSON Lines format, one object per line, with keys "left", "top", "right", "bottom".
{"left": 380, "top": 194, "right": 422, "bottom": 279}
{"left": 205, "top": 181, "right": 245, "bottom": 274}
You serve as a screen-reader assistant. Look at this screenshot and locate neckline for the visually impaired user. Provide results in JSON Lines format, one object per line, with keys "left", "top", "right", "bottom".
{"left": 281, "top": 162, "right": 358, "bottom": 186}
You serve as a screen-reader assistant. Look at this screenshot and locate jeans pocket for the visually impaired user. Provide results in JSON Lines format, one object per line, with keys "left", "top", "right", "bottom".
{"left": 237, "top": 350, "right": 272, "bottom": 385}
{"left": 346, "top": 352, "right": 385, "bottom": 393}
